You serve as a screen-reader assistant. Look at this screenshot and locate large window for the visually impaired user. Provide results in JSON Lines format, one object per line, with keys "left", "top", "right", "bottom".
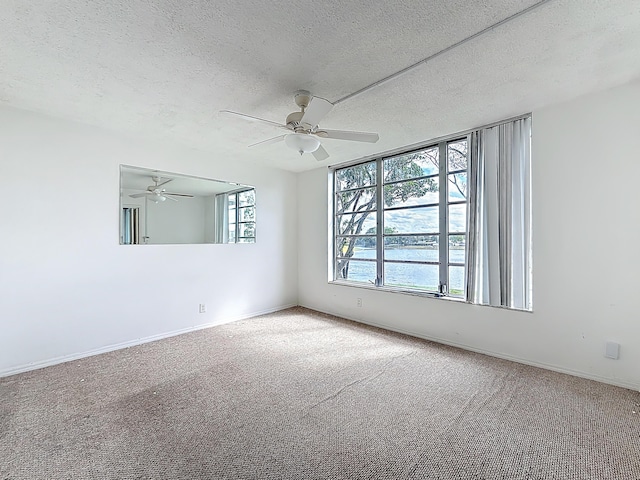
{"left": 332, "top": 115, "right": 532, "bottom": 310}
{"left": 334, "top": 138, "right": 468, "bottom": 297}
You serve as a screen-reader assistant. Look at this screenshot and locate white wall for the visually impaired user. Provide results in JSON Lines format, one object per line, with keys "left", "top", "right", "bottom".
{"left": 297, "top": 81, "right": 640, "bottom": 390}
{"left": 121, "top": 189, "right": 218, "bottom": 244}
{"left": 146, "top": 195, "right": 206, "bottom": 244}
{"left": 0, "top": 106, "right": 298, "bottom": 376}
{"left": 121, "top": 188, "right": 146, "bottom": 243}
{"left": 204, "top": 195, "right": 216, "bottom": 243}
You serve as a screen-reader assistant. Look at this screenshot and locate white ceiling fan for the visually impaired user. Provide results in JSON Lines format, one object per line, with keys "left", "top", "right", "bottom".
{"left": 129, "top": 176, "right": 194, "bottom": 203}
{"left": 221, "top": 90, "right": 379, "bottom": 161}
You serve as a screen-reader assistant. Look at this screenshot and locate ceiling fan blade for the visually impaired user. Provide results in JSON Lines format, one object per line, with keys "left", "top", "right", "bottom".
{"left": 164, "top": 192, "right": 194, "bottom": 197}
{"left": 129, "top": 192, "right": 148, "bottom": 198}
{"left": 312, "top": 144, "right": 330, "bottom": 161}
{"left": 319, "top": 129, "right": 379, "bottom": 143}
{"left": 248, "top": 135, "right": 286, "bottom": 148}
{"left": 220, "top": 110, "right": 288, "bottom": 130}
{"left": 301, "top": 96, "right": 333, "bottom": 128}
{"left": 163, "top": 195, "right": 178, "bottom": 202}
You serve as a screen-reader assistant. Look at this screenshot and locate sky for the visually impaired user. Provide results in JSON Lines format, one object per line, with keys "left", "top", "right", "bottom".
{"left": 340, "top": 174, "right": 468, "bottom": 237}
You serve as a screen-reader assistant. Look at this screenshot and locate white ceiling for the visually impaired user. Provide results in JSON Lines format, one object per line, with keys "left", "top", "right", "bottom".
{"left": 2, "top": 0, "right": 640, "bottom": 172}
{"left": 120, "top": 165, "right": 249, "bottom": 196}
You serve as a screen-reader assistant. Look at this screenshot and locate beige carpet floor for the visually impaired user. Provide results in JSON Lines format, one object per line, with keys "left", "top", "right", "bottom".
{"left": 1, "top": 307, "right": 639, "bottom": 479}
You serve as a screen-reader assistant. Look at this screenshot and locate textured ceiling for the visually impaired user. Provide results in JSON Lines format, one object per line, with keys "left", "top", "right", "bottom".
{"left": 120, "top": 166, "right": 246, "bottom": 196}
{"left": 2, "top": 0, "right": 640, "bottom": 172}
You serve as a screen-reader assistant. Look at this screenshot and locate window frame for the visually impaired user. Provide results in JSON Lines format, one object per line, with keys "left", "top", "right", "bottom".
{"left": 227, "top": 187, "right": 256, "bottom": 243}
{"left": 332, "top": 135, "right": 470, "bottom": 298}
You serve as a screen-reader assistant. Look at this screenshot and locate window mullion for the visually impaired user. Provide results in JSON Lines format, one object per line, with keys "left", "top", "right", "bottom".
{"left": 438, "top": 142, "right": 448, "bottom": 294}
{"left": 235, "top": 193, "right": 240, "bottom": 243}
{"left": 333, "top": 174, "right": 339, "bottom": 281}
{"left": 376, "top": 159, "right": 384, "bottom": 287}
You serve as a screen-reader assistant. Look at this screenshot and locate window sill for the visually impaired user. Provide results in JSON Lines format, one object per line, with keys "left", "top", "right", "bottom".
{"left": 327, "top": 280, "right": 533, "bottom": 313}
{"left": 328, "top": 280, "right": 466, "bottom": 303}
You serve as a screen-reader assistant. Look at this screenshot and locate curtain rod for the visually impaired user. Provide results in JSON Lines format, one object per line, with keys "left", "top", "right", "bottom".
{"left": 328, "top": 113, "right": 531, "bottom": 171}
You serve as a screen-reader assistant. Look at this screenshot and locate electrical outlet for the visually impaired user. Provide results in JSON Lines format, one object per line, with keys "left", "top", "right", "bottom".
{"left": 357, "top": 298, "right": 362, "bottom": 308}
{"left": 199, "top": 304, "right": 206, "bottom": 314}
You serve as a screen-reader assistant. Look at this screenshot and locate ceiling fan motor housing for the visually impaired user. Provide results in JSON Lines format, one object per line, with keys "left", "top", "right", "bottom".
{"left": 286, "top": 111, "right": 304, "bottom": 130}
{"left": 294, "top": 90, "right": 311, "bottom": 109}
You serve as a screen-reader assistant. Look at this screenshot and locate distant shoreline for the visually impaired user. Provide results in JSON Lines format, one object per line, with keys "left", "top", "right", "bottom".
{"left": 354, "top": 246, "right": 465, "bottom": 250}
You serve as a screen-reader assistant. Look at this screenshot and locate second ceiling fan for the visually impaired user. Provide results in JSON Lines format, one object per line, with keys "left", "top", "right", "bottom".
{"left": 129, "top": 176, "right": 194, "bottom": 203}
{"left": 221, "top": 90, "right": 379, "bottom": 161}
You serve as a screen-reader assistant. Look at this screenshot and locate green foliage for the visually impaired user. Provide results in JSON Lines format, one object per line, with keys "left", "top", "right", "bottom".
{"left": 239, "top": 189, "right": 255, "bottom": 206}
{"left": 449, "top": 234, "right": 465, "bottom": 245}
{"left": 335, "top": 162, "right": 376, "bottom": 191}
{"left": 243, "top": 223, "right": 255, "bottom": 238}
{"left": 357, "top": 226, "right": 398, "bottom": 248}
{"left": 383, "top": 157, "right": 425, "bottom": 182}
{"left": 242, "top": 206, "right": 255, "bottom": 221}
{"left": 365, "top": 226, "right": 397, "bottom": 235}
{"left": 383, "top": 156, "right": 436, "bottom": 205}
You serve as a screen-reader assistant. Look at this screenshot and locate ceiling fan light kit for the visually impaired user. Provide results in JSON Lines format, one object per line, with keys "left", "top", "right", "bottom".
{"left": 147, "top": 194, "right": 167, "bottom": 203}
{"left": 285, "top": 133, "right": 321, "bottom": 155}
{"left": 221, "top": 90, "right": 379, "bottom": 161}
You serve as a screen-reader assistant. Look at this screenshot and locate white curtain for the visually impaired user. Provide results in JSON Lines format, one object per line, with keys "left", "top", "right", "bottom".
{"left": 214, "top": 194, "right": 229, "bottom": 244}
{"left": 466, "top": 117, "right": 532, "bottom": 310}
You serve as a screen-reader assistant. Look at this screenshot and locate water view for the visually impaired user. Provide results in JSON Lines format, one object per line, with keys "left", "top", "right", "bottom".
{"left": 342, "top": 247, "right": 466, "bottom": 295}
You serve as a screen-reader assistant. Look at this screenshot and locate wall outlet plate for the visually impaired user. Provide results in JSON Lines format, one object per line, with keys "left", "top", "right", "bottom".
{"left": 605, "top": 341, "right": 620, "bottom": 359}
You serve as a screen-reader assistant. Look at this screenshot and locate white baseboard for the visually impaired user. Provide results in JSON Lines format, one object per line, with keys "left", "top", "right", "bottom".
{"left": 302, "top": 305, "right": 640, "bottom": 392}
{"left": 6, "top": 302, "right": 637, "bottom": 393}
{"left": 0, "top": 303, "right": 297, "bottom": 378}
